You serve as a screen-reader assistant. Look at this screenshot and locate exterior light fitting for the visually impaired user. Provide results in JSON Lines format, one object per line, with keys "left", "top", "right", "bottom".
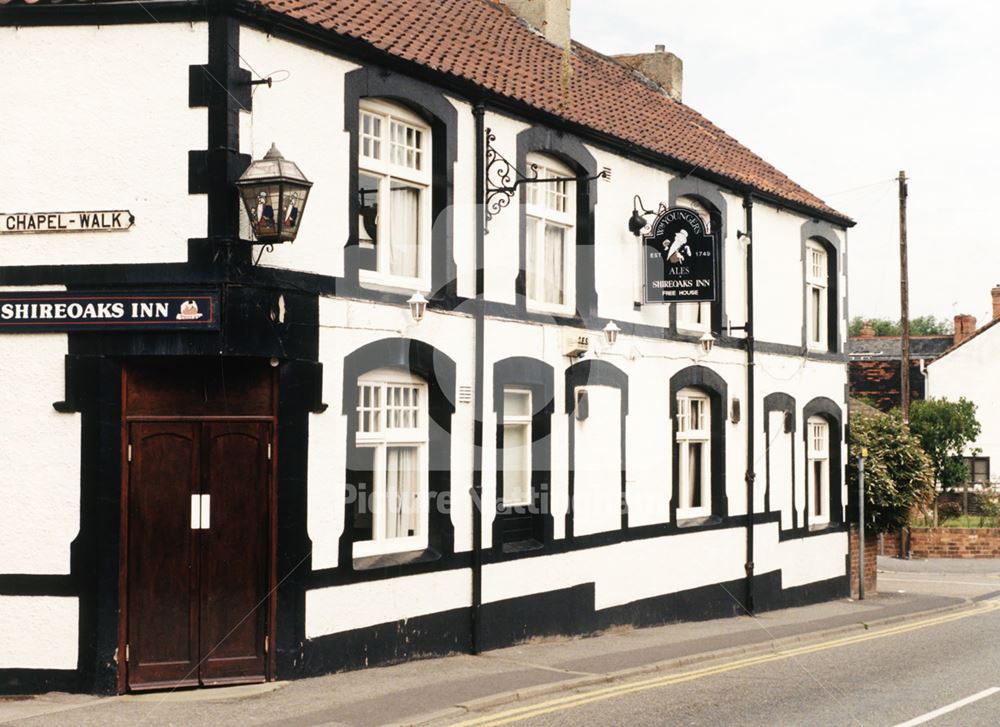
{"left": 603, "top": 320, "right": 621, "bottom": 346}
{"left": 629, "top": 195, "right": 655, "bottom": 236}
{"left": 699, "top": 331, "right": 715, "bottom": 355}
{"left": 236, "top": 143, "right": 313, "bottom": 245}
{"left": 407, "top": 292, "right": 428, "bottom": 323}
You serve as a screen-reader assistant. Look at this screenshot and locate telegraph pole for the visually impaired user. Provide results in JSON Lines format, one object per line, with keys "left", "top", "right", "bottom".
{"left": 898, "top": 170, "right": 910, "bottom": 423}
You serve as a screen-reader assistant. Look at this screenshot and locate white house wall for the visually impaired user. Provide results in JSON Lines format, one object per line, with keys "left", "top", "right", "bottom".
{"left": 0, "top": 597, "right": 78, "bottom": 670}
{"left": 0, "top": 23, "right": 207, "bottom": 266}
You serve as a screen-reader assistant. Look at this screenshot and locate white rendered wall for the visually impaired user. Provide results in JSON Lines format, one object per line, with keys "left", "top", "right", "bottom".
{"left": 572, "top": 386, "right": 623, "bottom": 536}
{"left": 927, "top": 330, "right": 1000, "bottom": 466}
{"left": 0, "top": 324, "right": 79, "bottom": 575}
{"left": 0, "top": 23, "right": 207, "bottom": 266}
{"left": 0, "top": 597, "right": 78, "bottom": 669}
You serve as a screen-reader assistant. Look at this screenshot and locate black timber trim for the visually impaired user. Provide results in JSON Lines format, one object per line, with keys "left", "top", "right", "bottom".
{"left": 801, "top": 221, "right": 843, "bottom": 355}
{"left": 515, "top": 127, "right": 599, "bottom": 321}
{"left": 763, "top": 392, "right": 796, "bottom": 526}
{"left": 802, "top": 396, "right": 844, "bottom": 528}
{"left": 342, "top": 66, "right": 459, "bottom": 304}
{"left": 338, "top": 338, "right": 457, "bottom": 572}
{"left": 668, "top": 179, "right": 727, "bottom": 334}
{"left": 564, "top": 359, "right": 629, "bottom": 538}
{"left": 492, "top": 357, "right": 556, "bottom": 554}
{"left": 669, "top": 366, "right": 729, "bottom": 522}
{"left": 0, "top": 0, "right": 206, "bottom": 26}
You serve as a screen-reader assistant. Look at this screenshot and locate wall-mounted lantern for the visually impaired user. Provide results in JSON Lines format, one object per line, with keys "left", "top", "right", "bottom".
{"left": 603, "top": 320, "right": 621, "bottom": 347}
{"left": 407, "top": 292, "right": 428, "bottom": 324}
{"left": 699, "top": 331, "right": 715, "bottom": 355}
{"left": 236, "top": 143, "right": 313, "bottom": 245}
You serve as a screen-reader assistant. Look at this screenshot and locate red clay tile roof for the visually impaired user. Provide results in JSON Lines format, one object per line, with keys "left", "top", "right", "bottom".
{"left": 254, "top": 0, "right": 851, "bottom": 223}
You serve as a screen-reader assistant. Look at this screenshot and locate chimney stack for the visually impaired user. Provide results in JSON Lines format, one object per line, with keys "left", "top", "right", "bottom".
{"left": 502, "top": 0, "right": 572, "bottom": 51}
{"left": 992, "top": 285, "right": 1000, "bottom": 321}
{"left": 613, "top": 45, "right": 684, "bottom": 102}
{"left": 954, "top": 314, "right": 977, "bottom": 346}
{"left": 859, "top": 320, "right": 876, "bottom": 338}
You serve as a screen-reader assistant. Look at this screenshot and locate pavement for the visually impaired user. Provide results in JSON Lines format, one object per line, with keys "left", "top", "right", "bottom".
{"left": 3, "top": 556, "right": 1000, "bottom": 726}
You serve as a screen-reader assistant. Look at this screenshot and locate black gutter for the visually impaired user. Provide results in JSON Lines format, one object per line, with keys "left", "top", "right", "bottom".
{"left": 226, "top": 1, "right": 854, "bottom": 230}
{"left": 471, "top": 101, "right": 486, "bottom": 654}
{"left": 743, "top": 192, "right": 756, "bottom": 614}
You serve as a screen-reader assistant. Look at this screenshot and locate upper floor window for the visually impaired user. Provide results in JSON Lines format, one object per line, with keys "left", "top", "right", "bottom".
{"left": 358, "top": 100, "right": 432, "bottom": 289}
{"left": 807, "top": 416, "right": 829, "bottom": 524}
{"left": 525, "top": 153, "right": 575, "bottom": 313}
{"left": 675, "top": 198, "right": 712, "bottom": 332}
{"left": 676, "top": 387, "right": 711, "bottom": 518}
{"left": 806, "top": 240, "right": 829, "bottom": 350}
{"left": 966, "top": 456, "right": 990, "bottom": 486}
{"left": 354, "top": 368, "right": 428, "bottom": 557}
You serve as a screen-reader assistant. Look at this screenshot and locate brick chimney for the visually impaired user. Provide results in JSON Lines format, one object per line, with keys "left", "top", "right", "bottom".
{"left": 954, "top": 314, "right": 977, "bottom": 346}
{"left": 502, "top": 0, "right": 571, "bottom": 50}
{"left": 613, "top": 45, "right": 684, "bottom": 102}
{"left": 859, "top": 320, "right": 876, "bottom": 338}
{"left": 992, "top": 285, "right": 1000, "bottom": 321}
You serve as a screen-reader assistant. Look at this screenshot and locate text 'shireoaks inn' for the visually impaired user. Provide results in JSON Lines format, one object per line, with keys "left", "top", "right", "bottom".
{"left": 0, "top": 0, "right": 855, "bottom": 695}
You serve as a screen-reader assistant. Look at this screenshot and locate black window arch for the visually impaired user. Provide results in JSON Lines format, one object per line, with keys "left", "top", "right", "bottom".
{"left": 669, "top": 365, "right": 728, "bottom": 522}
{"left": 565, "top": 359, "right": 628, "bottom": 538}
{"left": 515, "top": 126, "right": 599, "bottom": 321}
{"left": 340, "top": 338, "right": 456, "bottom": 568}
{"left": 344, "top": 67, "right": 458, "bottom": 302}
{"left": 801, "top": 396, "right": 843, "bottom": 527}
{"left": 492, "top": 357, "right": 555, "bottom": 552}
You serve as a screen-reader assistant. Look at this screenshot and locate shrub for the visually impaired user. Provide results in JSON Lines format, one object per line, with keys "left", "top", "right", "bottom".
{"left": 937, "top": 500, "right": 962, "bottom": 522}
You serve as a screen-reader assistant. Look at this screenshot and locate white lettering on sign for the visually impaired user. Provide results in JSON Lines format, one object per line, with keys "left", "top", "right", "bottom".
{"left": 0, "top": 211, "right": 134, "bottom": 234}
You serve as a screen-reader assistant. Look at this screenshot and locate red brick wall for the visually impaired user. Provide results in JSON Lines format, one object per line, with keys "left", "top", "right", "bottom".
{"left": 879, "top": 531, "right": 903, "bottom": 557}
{"left": 849, "top": 525, "right": 878, "bottom": 598}
{"left": 908, "top": 528, "right": 1000, "bottom": 558}
{"left": 848, "top": 360, "right": 926, "bottom": 413}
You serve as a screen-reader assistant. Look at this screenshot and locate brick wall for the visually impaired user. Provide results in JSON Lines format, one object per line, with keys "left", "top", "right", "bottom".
{"left": 879, "top": 531, "right": 903, "bottom": 557}
{"left": 909, "top": 528, "right": 1000, "bottom": 558}
{"left": 849, "top": 525, "right": 878, "bottom": 598}
{"left": 848, "top": 360, "right": 926, "bottom": 413}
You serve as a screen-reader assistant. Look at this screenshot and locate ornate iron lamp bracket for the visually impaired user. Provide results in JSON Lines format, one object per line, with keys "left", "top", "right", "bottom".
{"left": 484, "top": 127, "right": 606, "bottom": 234}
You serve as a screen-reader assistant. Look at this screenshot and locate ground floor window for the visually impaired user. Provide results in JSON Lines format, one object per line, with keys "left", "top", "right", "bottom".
{"left": 502, "top": 388, "right": 533, "bottom": 508}
{"left": 807, "top": 416, "right": 829, "bottom": 524}
{"left": 676, "top": 388, "right": 711, "bottom": 518}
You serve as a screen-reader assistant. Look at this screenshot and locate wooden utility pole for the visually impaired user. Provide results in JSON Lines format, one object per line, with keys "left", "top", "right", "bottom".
{"left": 899, "top": 170, "right": 910, "bottom": 423}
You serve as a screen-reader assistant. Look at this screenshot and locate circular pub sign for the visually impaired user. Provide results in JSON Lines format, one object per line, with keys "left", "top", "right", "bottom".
{"left": 642, "top": 207, "right": 717, "bottom": 304}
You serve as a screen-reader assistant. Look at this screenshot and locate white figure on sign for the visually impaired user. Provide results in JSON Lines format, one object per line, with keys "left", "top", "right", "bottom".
{"left": 663, "top": 228, "right": 691, "bottom": 263}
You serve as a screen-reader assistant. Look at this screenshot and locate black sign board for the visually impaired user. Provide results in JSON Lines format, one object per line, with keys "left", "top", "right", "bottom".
{"left": 0, "top": 291, "right": 221, "bottom": 332}
{"left": 643, "top": 207, "right": 717, "bottom": 304}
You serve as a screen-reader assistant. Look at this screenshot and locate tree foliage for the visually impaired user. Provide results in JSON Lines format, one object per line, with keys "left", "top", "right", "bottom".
{"left": 907, "top": 397, "right": 981, "bottom": 488}
{"left": 848, "top": 411, "right": 935, "bottom": 533}
{"left": 849, "top": 316, "right": 953, "bottom": 337}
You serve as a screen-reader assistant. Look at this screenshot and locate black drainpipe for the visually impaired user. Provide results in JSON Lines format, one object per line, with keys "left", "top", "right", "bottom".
{"left": 743, "top": 192, "right": 756, "bottom": 614}
{"left": 471, "top": 101, "right": 487, "bottom": 653}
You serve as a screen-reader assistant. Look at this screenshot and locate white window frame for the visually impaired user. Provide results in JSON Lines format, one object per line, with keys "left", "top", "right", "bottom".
{"left": 676, "top": 387, "right": 711, "bottom": 519}
{"left": 358, "top": 99, "right": 433, "bottom": 292}
{"left": 524, "top": 153, "right": 575, "bottom": 315}
{"left": 807, "top": 416, "right": 830, "bottom": 524}
{"left": 354, "top": 368, "right": 429, "bottom": 557}
{"left": 806, "top": 239, "right": 828, "bottom": 351}
{"left": 675, "top": 197, "right": 712, "bottom": 334}
{"left": 501, "top": 388, "right": 533, "bottom": 508}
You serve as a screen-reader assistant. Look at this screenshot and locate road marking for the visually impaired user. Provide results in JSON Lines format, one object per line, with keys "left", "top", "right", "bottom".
{"left": 452, "top": 600, "right": 1000, "bottom": 726}
{"left": 893, "top": 687, "right": 1000, "bottom": 726}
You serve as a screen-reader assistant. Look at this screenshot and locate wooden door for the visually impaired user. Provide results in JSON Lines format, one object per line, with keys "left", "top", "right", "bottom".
{"left": 126, "top": 420, "right": 271, "bottom": 691}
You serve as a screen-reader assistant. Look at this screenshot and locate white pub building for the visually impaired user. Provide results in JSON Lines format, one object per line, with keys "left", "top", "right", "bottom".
{"left": 0, "top": 0, "right": 854, "bottom": 694}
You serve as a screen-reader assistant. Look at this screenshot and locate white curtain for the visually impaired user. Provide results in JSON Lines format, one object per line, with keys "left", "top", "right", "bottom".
{"left": 544, "top": 224, "right": 565, "bottom": 304}
{"left": 385, "top": 447, "right": 419, "bottom": 538}
{"left": 503, "top": 424, "right": 530, "bottom": 507}
{"left": 390, "top": 184, "right": 420, "bottom": 278}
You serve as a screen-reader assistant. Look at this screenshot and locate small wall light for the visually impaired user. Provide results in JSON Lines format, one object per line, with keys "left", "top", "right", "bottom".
{"left": 628, "top": 195, "right": 655, "bottom": 236}
{"left": 407, "top": 292, "right": 428, "bottom": 323}
{"left": 699, "top": 331, "right": 715, "bottom": 355}
{"left": 236, "top": 143, "right": 313, "bottom": 245}
{"left": 603, "top": 320, "right": 621, "bottom": 347}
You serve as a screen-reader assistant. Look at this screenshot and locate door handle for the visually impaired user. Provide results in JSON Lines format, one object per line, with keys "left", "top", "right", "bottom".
{"left": 190, "top": 494, "right": 211, "bottom": 530}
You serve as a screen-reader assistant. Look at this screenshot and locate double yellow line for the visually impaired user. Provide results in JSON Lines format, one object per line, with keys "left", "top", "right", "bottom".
{"left": 453, "top": 600, "right": 1000, "bottom": 726}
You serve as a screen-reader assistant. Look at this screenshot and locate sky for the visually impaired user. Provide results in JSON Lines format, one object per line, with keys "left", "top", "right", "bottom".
{"left": 572, "top": 0, "right": 1000, "bottom": 325}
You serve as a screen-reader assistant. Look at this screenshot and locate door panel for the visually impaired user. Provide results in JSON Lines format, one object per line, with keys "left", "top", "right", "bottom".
{"left": 198, "top": 422, "right": 270, "bottom": 685}
{"left": 127, "top": 423, "right": 200, "bottom": 691}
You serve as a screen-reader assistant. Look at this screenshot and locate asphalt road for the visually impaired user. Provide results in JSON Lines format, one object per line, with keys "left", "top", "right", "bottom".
{"left": 447, "top": 598, "right": 1000, "bottom": 727}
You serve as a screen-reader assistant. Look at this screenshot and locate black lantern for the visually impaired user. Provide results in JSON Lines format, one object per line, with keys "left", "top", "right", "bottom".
{"left": 236, "top": 143, "right": 313, "bottom": 244}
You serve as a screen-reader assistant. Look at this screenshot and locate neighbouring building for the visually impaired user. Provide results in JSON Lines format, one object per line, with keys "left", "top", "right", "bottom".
{"left": 1, "top": 0, "right": 854, "bottom": 695}
{"left": 848, "top": 320, "right": 953, "bottom": 412}
{"left": 927, "top": 289, "right": 1000, "bottom": 487}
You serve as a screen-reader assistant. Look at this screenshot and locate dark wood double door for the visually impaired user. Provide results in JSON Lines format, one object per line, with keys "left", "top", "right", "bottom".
{"left": 123, "top": 361, "right": 275, "bottom": 691}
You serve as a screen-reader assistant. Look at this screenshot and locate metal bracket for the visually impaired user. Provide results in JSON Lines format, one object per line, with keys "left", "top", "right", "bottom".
{"left": 484, "top": 127, "right": 606, "bottom": 234}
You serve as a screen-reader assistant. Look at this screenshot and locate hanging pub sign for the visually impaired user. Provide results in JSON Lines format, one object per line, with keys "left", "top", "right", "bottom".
{"left": 0, "top": 210, "right": 134, "bottom": 234}
{"left": 643, "top": 206, "right": 717, "bottom": 304}
{"left": 0, "top": 291, "right": 220, "bottom": 332}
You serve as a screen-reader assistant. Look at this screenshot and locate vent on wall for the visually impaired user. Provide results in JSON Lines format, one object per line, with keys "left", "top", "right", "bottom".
{"left": 458, "top": 385, "right": 473, "bottom": 404}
